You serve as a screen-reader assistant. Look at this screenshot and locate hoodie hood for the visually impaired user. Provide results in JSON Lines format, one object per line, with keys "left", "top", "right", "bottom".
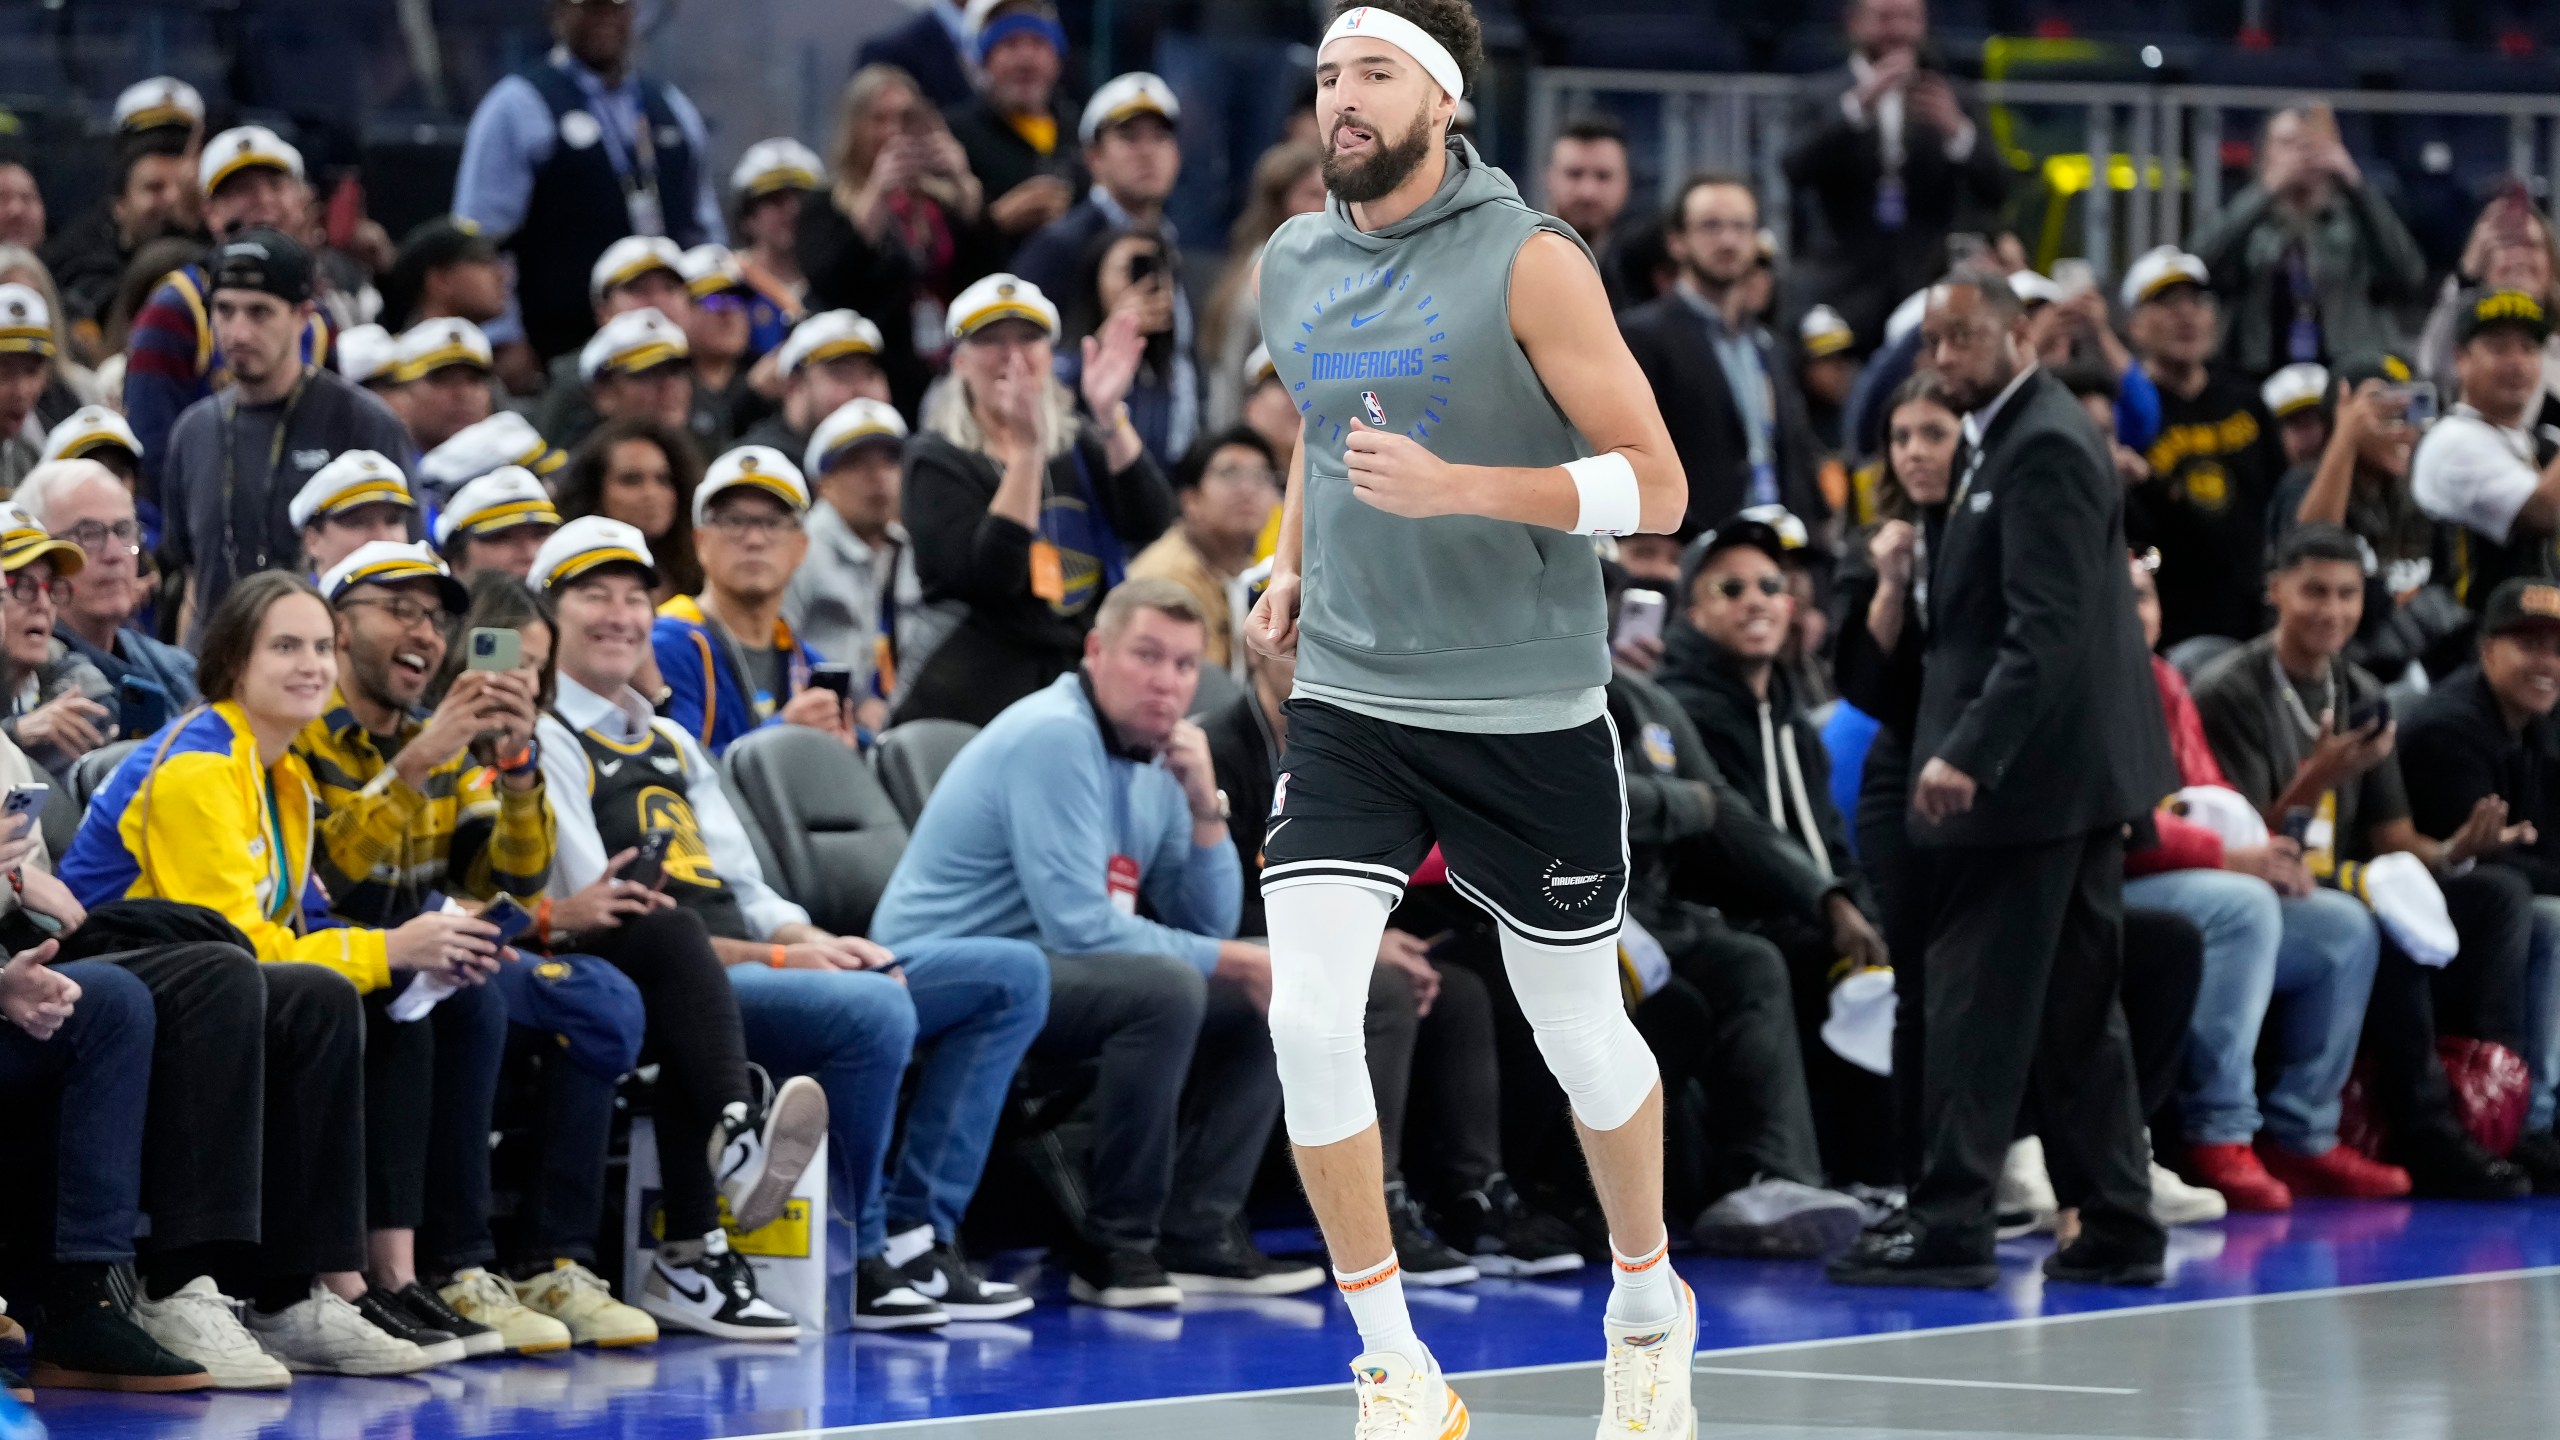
{"left": 1661, "top": 620, "right": 1799, "bottom": 717}
{"left": 1325, "top": 136, "right": 1581, "bottom": 257}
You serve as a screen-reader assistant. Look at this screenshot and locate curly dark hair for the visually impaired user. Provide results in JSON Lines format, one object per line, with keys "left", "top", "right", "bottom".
{"left": 1329, "top": 0, "right": 1486, "bottom": 89}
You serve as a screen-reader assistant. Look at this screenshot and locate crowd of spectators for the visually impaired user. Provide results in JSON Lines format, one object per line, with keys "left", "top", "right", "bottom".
{"left": 5, "top": 0, "right": 2560, "bottom": 1403}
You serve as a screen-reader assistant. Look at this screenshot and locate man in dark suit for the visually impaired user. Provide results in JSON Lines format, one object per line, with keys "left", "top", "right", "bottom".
{"left": 854, "top": 0, "right": 977, "bottom": 108}
{"left": 1827, "top": 270, "right": 2173, "bottom": 1289}
{"left": 1780, "top": 0, "right": 2009, "bottom": 359}
{"left": 1619, "top": 176, "right": 1831, "bottom": 539}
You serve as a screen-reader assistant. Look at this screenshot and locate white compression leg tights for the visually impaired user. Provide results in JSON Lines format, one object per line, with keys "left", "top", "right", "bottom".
{"left": 1263, "top": 882, "right": 1395, "bottom": 1148}
{"left": 1499, "top": 927, "right": 1659, "bottom": 1132}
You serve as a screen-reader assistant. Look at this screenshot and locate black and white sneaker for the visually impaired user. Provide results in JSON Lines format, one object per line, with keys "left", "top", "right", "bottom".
{"left": 1064, "top": 1245, "right": 1182, "bottom": 1310}
{"left": 709, "top": 1072, "right": 829, "bottom": 1234}
{"left": 351, "top": 1288, "right": 463, "bottom": 1366}
{"left": 886, "top": 1225, "right": 1033, "bottom": 1321}
{"left": 640, "top": 1231, "right": 800, "bottom": 1341}
{"left": 1439, "top": 1174, "right": 1587, "bottom": 1277}
{"left": 1160, "top": 1225, "right": 1327, "bottom": 1297}
{"left": 852, "top": 1255, "right": 947, "bottom": 1331}
{"left": 1385, "top": 1183, "right": 1478, "bottom": 1288}
{"left": 386, "top": 1280, "right": 502, "bottom": 1360}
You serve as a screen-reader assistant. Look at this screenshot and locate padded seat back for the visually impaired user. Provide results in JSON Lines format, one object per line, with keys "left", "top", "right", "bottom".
{"left": 68, "top": 739, "right": 142, "bottom": 814}
{"left": 874, "top": 719, "right": 980, "bottom": 828}
{"left": 721, "top": 727, "right": 910, "bottom": 937}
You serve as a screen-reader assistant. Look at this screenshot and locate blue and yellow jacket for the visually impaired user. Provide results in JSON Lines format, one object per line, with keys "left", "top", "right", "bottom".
{"left": 58, "top": 701, "right": 390, "bottom": 992}
{"left": 651, "top": 594, "right": 828, "bottom": 758}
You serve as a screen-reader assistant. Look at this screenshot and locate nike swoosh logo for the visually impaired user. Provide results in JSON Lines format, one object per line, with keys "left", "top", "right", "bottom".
{"left": 1266, "top": 818, "right": 1293, "bottom": 844}
{"left": 658, "top": 1267, "right": 712, "bottom": 1305}
{"left": 909, "top": 1269, "right": 949, "bottom": 1299}
{"left": 599, "top": 759, "right": 623, "bottom": 775}
{"left": 1348, "top": 309, "right": 1385, "bottom": 328}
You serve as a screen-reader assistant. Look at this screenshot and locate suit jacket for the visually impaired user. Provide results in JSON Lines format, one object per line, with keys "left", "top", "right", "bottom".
{"left": 853, "top": 9, "right": 975, "bottom": 109}
{"left": 1911, "top": 369, "right": 2175, "bottom": 848}
{"left": 1781, "top": 65, "right": 2010, "bottom": 358}
{"left": 1619, "top": 293, "right": 1830, "bottom": 538}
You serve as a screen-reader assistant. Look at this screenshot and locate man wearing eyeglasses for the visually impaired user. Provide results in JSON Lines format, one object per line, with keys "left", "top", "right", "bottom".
{"left": 0, "top": 503, "right": 113, "bottom": 785}
{"left": 292, "top": 541, "right": 578, "bottom": 1357}
{"left": 13, "top": 458, "right": 199, "bottom": 712}
{"left": 652, "top": 446, "right": 851, "bottom": 758}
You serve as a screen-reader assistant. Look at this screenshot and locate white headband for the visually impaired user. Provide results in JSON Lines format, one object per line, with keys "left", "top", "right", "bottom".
{"left": 1320, "top": 7, "right": 1464, "bottom": 103}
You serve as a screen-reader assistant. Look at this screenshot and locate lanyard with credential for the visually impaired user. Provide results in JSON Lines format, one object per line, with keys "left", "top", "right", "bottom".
{"left": 218, "top": 373, "right": 309, "bottom": 583}
{"left": 572, "top": 65, "right": 666, "bottom": 235}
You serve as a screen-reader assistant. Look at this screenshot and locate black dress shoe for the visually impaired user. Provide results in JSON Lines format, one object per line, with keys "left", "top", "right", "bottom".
{"left": 1823, "top": 1226, "right": 1998, "bottom": 1289}
{"left": 2507, "top": 1130, "right": 2560, "bottom": 1195}
{"left": 2042, "top": 1234, "right": 2166, "bottom": 1286}
{"left": 2398, "top": 1127, "right": 2532, "bottom": 1200}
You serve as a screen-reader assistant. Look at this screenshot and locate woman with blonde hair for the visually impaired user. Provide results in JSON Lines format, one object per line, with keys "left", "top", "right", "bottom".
{"left": 1202, "top": 142, "right": 1324, "bottom": 430}
{"left": 895, "top": 272, "right": 1170, "bottom": 726}
{"left": 800, "top": 63, "right": 1000, "bottom": 415}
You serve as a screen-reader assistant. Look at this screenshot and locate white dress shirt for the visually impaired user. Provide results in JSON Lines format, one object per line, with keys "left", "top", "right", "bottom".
{"left": 537, "top": 670, "right": 809, "bottom": 939}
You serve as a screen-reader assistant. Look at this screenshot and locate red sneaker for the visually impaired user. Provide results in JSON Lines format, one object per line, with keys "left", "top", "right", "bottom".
{"left": 2258, "top": 1140, "right": 2412, "bottom": 1199}
{"left": 2185, "top": 1142, "right": 2293, "bottom": 1211}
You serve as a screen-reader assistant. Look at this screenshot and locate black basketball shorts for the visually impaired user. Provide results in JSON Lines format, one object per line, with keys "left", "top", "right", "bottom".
{"left": 1258, "top": 698, "right": 1629, "bottom": 949}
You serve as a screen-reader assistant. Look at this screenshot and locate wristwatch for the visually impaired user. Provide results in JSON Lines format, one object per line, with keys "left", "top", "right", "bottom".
{"left": 1209, "top": 788, "right": 1231, "bottom": 822}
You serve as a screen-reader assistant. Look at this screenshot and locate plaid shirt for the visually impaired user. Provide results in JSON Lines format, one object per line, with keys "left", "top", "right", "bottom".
{"left": 293, "top": 688, "right": 554, "bottom": 926}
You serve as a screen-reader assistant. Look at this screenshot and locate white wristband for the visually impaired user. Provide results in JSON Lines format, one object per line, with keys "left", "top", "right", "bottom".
{"left": 1565, "top": 453, "right": 1642, "bottom": 536}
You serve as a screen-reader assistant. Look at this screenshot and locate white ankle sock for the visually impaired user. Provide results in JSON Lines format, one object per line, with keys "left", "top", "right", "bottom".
{"left": 1334, "top": 1253, "right": 1424, "bottom": 1367}
{"left": 1606, "top": 1235, "right": 1677, "bottom": 1326}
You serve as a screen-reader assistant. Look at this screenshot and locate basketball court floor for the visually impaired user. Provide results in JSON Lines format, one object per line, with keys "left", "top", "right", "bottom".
{"left": 27, "top": 1199, "right": 2560, "bottom": 1439}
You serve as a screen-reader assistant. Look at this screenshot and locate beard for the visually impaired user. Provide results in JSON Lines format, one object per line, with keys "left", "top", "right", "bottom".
{"left": 1322, "top": 101, "right": 1438, "bottom": 205}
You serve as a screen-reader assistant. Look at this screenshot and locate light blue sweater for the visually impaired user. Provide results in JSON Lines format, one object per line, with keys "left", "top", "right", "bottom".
{"left": 871, "top": 674, "right": 1241, "bottom": 972}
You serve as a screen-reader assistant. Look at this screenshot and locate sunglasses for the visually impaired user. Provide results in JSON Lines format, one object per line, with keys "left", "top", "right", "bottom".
{"left": 1712, "top": 575, "right": 1787, "bottom": 601}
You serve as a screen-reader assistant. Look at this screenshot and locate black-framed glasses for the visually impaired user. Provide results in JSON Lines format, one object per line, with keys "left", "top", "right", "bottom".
{"left": 1204, "top": 461, "right": 1281, "bottom": 490}
{"left": 1713, "top": 575, "right": 1787, "bottom": 601}
{"left": 342, "top": 595, "right": 449, "bottom": 631}
{"left": 5, "top": 574, "right": 71, "bottom": 606}
{"left": 61, "top": 518, "right": 141, "bottom": 557}
{"left": 701, "top": 510, "right": 802, "bottom": 539}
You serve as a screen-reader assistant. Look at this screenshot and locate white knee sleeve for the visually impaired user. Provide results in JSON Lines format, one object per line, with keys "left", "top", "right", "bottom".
{"left": 1264, "top": 882, "right": 1393, "bottom": 1147}
{"left": 1500, "top": 928, "right": 1658, "bottom": 1132}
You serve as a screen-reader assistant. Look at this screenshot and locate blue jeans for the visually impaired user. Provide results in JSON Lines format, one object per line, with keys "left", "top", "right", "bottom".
{"left": 2128, "top": 870, "right": 2379, "bottom": 1152}
{"left": 2526, "top": 897, "right": 2560, "bottom": 1133}
{"left": 729, "top": 937, "right": 1049, "bottom": 1255}
{"left": 0, "top": 960, "right": 153, "bottom": 1263}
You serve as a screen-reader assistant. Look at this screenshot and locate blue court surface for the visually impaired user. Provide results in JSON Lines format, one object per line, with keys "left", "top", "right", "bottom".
{"left": 26, "top": 1198, "right": 2560, "bottom": 1438}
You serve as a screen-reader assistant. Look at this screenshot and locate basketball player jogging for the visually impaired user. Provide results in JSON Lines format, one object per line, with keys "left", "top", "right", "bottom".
{"left": 1246, "top": 3, "right": 1693, "bottom": 1435}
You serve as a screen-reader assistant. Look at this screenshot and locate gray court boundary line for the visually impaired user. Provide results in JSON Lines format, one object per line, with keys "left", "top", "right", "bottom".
{"left": 1689, "top": 1366, "right": 2137, "bottom": 1394}
{"left": 753, "top": 1263, "right": 2560, "bottom": 1437}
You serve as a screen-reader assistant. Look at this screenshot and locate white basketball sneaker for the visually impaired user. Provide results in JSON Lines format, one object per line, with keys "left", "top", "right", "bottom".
{"left": 1350, "top": 1349, "right": 1469, "bottom": 1439}
{"left": 1596, "top": 1278, "right": 1696, "bottom": 1437}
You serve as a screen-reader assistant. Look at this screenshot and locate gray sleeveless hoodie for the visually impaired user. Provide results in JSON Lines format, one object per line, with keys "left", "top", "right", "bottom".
{"left": 1258, "top": 136, "right": 1609, "bottom": 734}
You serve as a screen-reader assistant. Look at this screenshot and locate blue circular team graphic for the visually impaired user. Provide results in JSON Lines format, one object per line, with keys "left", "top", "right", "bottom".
{"left": 1285, "top": 264, "right": 1453, "bottom": 449}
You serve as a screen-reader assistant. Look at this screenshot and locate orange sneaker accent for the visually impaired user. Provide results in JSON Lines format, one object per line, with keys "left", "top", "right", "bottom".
{"left": 1439, "top": 1388, "right": 1470, "bottom": 1439}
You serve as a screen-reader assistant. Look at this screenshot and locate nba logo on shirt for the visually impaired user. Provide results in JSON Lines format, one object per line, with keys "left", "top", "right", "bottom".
{"left": 1360, "top": 391, "right": 1387, "bottom": 427}
{"left": 1272, "top": 772, "right": 1291, "bottom": 816}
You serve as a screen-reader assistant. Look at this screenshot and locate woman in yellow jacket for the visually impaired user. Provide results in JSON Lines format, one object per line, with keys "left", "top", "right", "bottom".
{"left": 59, "top": 571, "right": 503, "bottom": 1378}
